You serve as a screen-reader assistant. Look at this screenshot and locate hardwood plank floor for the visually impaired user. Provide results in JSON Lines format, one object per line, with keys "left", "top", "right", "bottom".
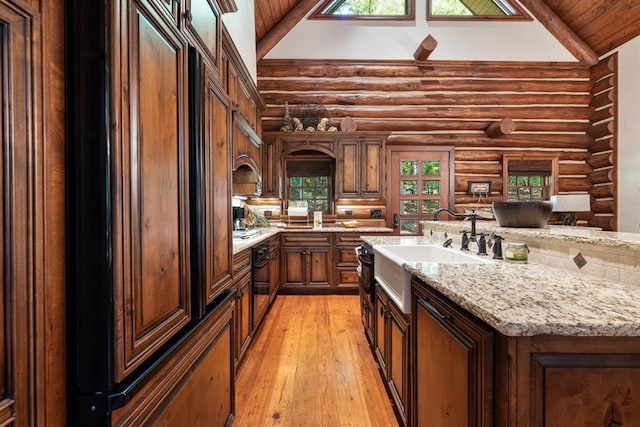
{"left": 234, "top": 295, "right": 399, "bottom": 427}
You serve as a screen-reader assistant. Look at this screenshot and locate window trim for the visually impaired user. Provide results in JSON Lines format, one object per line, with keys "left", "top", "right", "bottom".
{"left": 309, "top": 0, "right": 415, "bottom": 21}
{"left": 285, "top": 156, "right": 335, "bottom": 215}
{"left": 502, "top": 154, "right": 559, "bottom": 202}
{"left": 427, "top": 0, "right": 532, "bottom": 21}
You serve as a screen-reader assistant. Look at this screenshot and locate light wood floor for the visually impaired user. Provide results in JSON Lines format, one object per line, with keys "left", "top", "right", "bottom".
{"left": 234, "top": 295, "right": 399, "bottom": 427}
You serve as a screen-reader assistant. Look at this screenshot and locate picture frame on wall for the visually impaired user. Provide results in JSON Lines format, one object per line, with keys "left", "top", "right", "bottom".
{"left": 467, "top": 181, "right": 492, "bottom": 196}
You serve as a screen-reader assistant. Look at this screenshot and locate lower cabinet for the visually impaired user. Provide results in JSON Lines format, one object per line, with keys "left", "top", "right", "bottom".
{"left": 110, "top": 293, "right": 235, "bottom": 426}
{"left": 375, "top": 286, "right": 411, "bottom": 426}
{"left": 233, "top": 249, "right": 252, "bottom": 371}
{"left": 268, "top": 235, "right": 280, "bottom": 303}
{"left": 280, "top": 233, "right": 332, "bottom": 292}
{"left": 411, "top": 278, "right": 494, "bottom": 427}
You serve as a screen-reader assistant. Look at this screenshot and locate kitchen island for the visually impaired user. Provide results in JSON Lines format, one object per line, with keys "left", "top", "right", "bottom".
{"left": 360, "top": 231, "right": 640, "bottom": 427}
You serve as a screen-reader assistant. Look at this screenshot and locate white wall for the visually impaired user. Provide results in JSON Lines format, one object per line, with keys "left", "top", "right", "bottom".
{"left": 265, "top": 1, "right": 575, "bottom": 61}
{"left": 221, "top": 0, "right": 257, "bottom": 82}
{"left": 617, "top": 36, "right": 640, "bottom": 233}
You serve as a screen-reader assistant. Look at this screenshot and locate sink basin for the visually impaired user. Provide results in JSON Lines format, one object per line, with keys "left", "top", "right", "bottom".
{"left": 373, "top": 245, "right": 490, "bottom": 314}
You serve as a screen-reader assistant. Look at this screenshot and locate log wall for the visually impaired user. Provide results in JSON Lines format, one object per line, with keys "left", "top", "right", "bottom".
{"left": 588, "top": 55, "right": 617, "bottom": 231}
{"left": 257, "top": 60, "right": 600, "bottom": 224}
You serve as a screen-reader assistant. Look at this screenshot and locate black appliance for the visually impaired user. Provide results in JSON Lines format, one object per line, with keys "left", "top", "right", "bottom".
{"left": 252, "top": 242, "right": 271, "bottom": 330}
{"left": 233, "top": 206, "right": 246, "bottom": 230}
{"left": 357, "top": 244, "right": 376, "bottom": 346}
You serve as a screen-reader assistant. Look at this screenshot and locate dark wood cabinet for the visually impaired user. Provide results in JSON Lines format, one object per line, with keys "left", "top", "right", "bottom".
{"left": 232, "top": 250, "right": 252, "bottom": 371}
{"left": 111, "top": 293, "right": 235, "bottom": 426}
{"left": 184, "top": 0, "right": 221, "bottom": 69}
{"left": 375, "top": 286, "right": 411, "bottom": 426}
{"left": 269, "top": 235, "right": 281, "bottom": 302}
{"left": 336, "top": 137, "right": 385, "bottom": 199}
{"left": 114, "top": 2, "right": 192, "bottom": 380}
{"left": 412, "top": 277, "right": 494, "bottom": 427}
{"left": 260, "top": 137, "right": 281, "bottom": 199}
{"left": 280, "top": 233, "right": 332, "bottom": 292}
{"left": 335, "top": 233, "right": 364, "bottom": 289}
{"left": 203, "top": 73, "right": 234, "bottom": 306}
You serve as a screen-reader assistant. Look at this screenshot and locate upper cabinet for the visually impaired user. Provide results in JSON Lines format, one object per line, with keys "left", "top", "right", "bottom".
{"left": 337, "top": 136, "right": 385, "bottom": 199}
{"left": 184, "top": 0, "right": 221, "bottom": 72}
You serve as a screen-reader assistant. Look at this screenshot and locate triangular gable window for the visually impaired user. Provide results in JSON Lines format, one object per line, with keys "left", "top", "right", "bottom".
{"left": 429, "top": 0, "right": 531, "bottom": 20}
{"left": 310, "top": 0, "right": 415, "bottom": 20}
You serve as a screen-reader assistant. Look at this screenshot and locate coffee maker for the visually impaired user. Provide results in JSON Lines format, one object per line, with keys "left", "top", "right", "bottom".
{"left": 233, "top": 206, "right": 245, "bottom": 230}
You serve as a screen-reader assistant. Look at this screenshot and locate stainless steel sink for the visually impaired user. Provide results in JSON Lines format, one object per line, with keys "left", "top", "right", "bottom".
{"left": 373, "top": 244, "right": 491, "bottom": 314}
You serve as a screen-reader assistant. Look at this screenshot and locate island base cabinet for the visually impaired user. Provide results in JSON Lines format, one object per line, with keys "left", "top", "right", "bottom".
{"left": 411, "top": 278, "right": 493, "bottom": 427}
{"left": 495, "top": 334, "right": 640, "bottom": 427}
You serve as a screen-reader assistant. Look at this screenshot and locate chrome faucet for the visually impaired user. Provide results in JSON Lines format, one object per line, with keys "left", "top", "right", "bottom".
{"left": 432, "top": 208, "right": 478, "bottom": 243}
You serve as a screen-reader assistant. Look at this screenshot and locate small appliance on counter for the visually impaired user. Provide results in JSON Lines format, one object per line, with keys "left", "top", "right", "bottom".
{"left": 233, "top": 206, "right": 245, "bottom": 231}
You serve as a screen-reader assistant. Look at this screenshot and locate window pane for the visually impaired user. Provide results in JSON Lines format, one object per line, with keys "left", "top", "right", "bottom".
{"left": 422, "top": 180, "right": 440, "bottom": 195}
{"left": 400, "top": 219, "right": 418, "bottom": 235}
{"left": 319, "top": 0, "right": 407, "bottom": 16}
{"left": 400, "top": 180, "right": 418, "bottom": 195}
{"left": 517, "top": 176, "right": 528, "bottom": 186}
{"left": 531, "top": 187, "right": 543, "bottom": 199}
{"left": 400, "top": 200, "right": 418, "bottom": 214}
{"left": 290, "top": 188, "right": 302, "bottom": 199}
{"left": 518, "top": 187, "right": 531, "bottom": 199}
{"left": 400, "top": 160, "right": 418, "bottom": 176}
{"left": 507, "top": 188, "right": 518, "bottom": 201}
{"left": 507, "top": 176, "right": 516, "bottom": 185}
{"left": 529, "top": 176, "right": 542, "bottom": 186}
{"left": 422, "top": 161, "right": 440, "bottom": 176}
{"left": 290, "top": 177, "right": 302, "bottom": 186}
{"left": 422, "top": 200, "right": 440, "bottom": 214}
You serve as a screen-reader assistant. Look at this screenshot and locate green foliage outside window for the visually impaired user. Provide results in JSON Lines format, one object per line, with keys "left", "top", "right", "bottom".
{"left": 319, "top": 0, "right": 407, "bottom": 16}
{"left": 289, "top": 176, "right": 330, "bottom": 212}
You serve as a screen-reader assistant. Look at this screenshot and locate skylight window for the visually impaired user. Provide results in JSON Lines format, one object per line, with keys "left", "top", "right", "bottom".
{"left": 428, "top": 0, "right": 530, "bottom": 20}
{"left": 311, "top": 0, "right": 414, "bottom": 20}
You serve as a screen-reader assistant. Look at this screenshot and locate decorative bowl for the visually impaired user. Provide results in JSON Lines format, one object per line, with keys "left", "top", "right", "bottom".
{"left": 343, "top": 220, "right": 359, "bottom": 228}
{"left": 492, "top": 201, "right": 553, "bottom": 228}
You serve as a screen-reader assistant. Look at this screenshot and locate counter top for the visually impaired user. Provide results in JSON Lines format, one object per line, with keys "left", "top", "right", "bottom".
{"left": 423, "top": 220, "right": 640, "bottom": 252}
{"left": 232, "top": 226, "right": 392, "bottom": 254}
{"left": 360, "top": 235, "right": 640, "bottom": 337}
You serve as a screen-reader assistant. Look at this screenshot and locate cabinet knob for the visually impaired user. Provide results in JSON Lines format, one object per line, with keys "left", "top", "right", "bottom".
{"left": 184, "top": 10, "right": 192, "bottom": 21}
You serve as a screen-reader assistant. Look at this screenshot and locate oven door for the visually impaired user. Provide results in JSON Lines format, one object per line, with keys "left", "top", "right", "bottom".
{"left": 252, "top": 253, "right": 270, "bottom": 331}
{"left": 356, "top": 246, "right": 374, "bottom": 294}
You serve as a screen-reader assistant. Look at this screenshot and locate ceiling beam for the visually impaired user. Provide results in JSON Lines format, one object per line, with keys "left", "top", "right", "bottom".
{"left": 518, "top": 0, "right": 598, "bottom": 65}
{"left": 256, "top": 0, "right": 320, "bottom": 62}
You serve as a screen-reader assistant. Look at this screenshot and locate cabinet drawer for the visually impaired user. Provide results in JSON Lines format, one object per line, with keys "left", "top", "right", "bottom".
{"left": 281, "top": 233, "right": 332, "bottom": 246}
{"left": 335, "top": 233, "right": 362, "bottom": 245}
{"left": 336, "top": 268, "right": 359, "bottom": 288}
{"left": 336, "top": 246, "right": 358, "bottom": 266}
{"left": 233, "top": 249, "right": 251, "bottom": 277}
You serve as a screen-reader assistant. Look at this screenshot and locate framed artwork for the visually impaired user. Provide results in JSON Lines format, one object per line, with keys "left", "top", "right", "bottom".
{"left": 467, "top": 181, "right": 492, "bottom": 195}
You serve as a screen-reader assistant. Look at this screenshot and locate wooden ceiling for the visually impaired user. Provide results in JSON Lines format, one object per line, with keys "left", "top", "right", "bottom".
{"left": 254, "top": 0, "right": 640, "bottom": 60}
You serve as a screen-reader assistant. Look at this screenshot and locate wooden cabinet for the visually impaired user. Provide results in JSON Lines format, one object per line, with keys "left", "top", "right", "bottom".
{"left": 411, "top": 277, "right": 494, "bottom": 427}
{"left": 268, "top": 235, "right": 281, "bottom": 302}
{"left": 184, "top": 0, "right": 221, "bottom": 68}
{"left": 335, "top": 233, "right": 363, "bottom": 290}
{"left": 337, "top": 137, "right": 385, "bottom": 199}
{"left": 111, "top": 292, "right": 235, "bottom": 426}
{"left": 232, "top": 250, "right": 252, "bottom": 371}
{"left": 375, "top": 286, "right": 411, "bottom": 426}
{"left": 261, "top": 137, "right": 281, "bottom": 199}
{"left": 113, "top": 2, "right": 192, "bottom": 380}
{"left": 280, "top": 233, "right": 332, "bottom": 292}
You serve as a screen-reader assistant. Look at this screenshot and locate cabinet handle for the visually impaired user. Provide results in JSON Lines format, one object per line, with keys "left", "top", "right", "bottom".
{"left": 184, "top": 9, "right": 192, "bottom": 21}
{"left": 418, "top": 297, "right": 452, "bottom": 321}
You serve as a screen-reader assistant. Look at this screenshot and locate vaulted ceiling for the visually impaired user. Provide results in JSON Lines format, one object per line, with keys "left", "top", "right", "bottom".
{"left": 254, "top": 0, "right": 640, "bottom": 61}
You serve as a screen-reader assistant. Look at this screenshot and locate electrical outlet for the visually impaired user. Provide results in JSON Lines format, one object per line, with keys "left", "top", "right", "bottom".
{"left": 264, "top": 210, "right": 272, "bottom": 217}
{"left": 370, "top": 209, "right": 382, "bottom": 218}
{"left": 345, "top": 210, "right": 353, "bottom": 216}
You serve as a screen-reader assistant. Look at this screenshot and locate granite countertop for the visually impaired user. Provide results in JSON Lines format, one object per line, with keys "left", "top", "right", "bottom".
{"left": 423, "top": 220, "right": 640, "bottom": 252}
{"left": 360, "top": 235, "right": 640, "bottom": 337}
{"left": 232, "top": 226, "right": 392, "bottom": 254}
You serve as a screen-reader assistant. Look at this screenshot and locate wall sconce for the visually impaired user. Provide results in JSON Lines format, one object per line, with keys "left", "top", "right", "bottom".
{"left": 550, "top": 194, "right": 591, "bottom": 226}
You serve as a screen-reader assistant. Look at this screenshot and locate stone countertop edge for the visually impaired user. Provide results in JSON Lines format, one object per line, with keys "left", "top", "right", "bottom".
{"left": 360, "top": 235, "right": 640, "bottom": 338}
{"left": 232, "top": 226, "right": 393, "bottom": 254}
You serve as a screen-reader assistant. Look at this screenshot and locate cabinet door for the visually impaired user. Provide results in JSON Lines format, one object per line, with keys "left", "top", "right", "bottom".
{"left": 116, "top": 3, "right": 191, "bottom": 380}
{"left": 261, "top": 138, "right": 280, "bottom": 199}
{"left": 337, "top": 139, "right": 360, "bottom": 198}
{"left": 388, "top": 302, "right": 410, "bottom": 426}
{"left": 282, "top": 246, "right": 305, "bottom": 288}
{"left": 413, "top": 279, "right": 494, "bottom": 427}
{"left": 234, "top": 271, "right": 252, "bottom": 370}
{"left": 362, "top": 139, "right": 384, "bottom": 198}
{"left": 205, "top": 78, "right": 232, "bottom": 304}
{"left": 269, "top": 244, "right": 280, "bottom": 302}
{"left": 184, "top": 0, "right": 220, "bottom": 67}
{"left": 307, "top": 247, "right": 331, "bottom": 287}
{"left": 375, "top": 287, "right": 389, "bottom": 375}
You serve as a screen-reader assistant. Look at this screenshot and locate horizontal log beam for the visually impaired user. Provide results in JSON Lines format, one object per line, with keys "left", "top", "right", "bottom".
{"left": 590, "top": 136, "right": 615, "bottom": 153}
{"left": 589, "top": 215, "right": 614, "bottom": 231}
{"left": 590, "top": 56, "right": 616, "bottom": 82}
{"left": 590, "top": 107, "right": 614, "bottom": 123}
{"left": 455, "top": 150, "right": 589, "bottom": 162}
{"left": 588, "top": 152, "right": 614, "bottom": 169}
{"left": 591, "top": 77, "right": 615, "bottom": 95}
{"left": 588, "top": 167, "right": 614, "bottom": 184}
{"left": 591, "top": 90, "right": 615, "bottom": 110}
{"left": 258, "top": 78, "right": 593, "bottom": 93}
{"left": 262, "top": 105, "right": 593, "bottom": 121}
{"left": 559, "top": 177, "right": 591, "bottom": 192}
{"left": 592, "top": 199, "right": 614, "bottom": 214}
{"left": 258, "top": 60, "right": 590, "bottom": 79}
{"left": 588, "top": 121, "right": 615, "bottom": 139}
{"left": 455, "top": 162, "right": 502, "bottom": 175}
{"left": 414, "top": 34, "right": 438, "bottom": 61}
{"left": 591, "top": 183, "right": 614, "bottom": 198}
{"left": 558, "top": 163, "right": 592, "bottom": 176}
{"left": 261, "top": 93, "right": 592, "bottom": 107}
